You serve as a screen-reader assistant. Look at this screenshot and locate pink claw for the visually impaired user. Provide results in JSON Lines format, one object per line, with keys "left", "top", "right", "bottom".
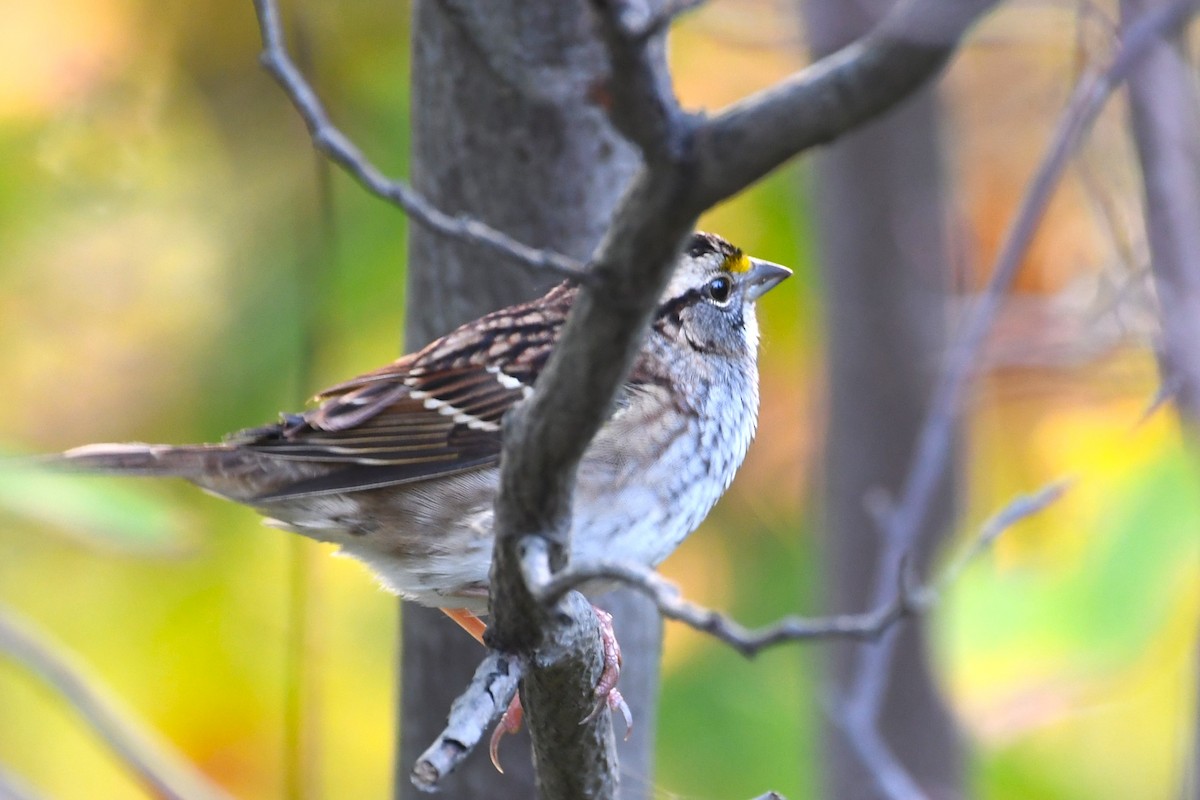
{"left": 489, "top": 694, "right": 524, "bottom": 773}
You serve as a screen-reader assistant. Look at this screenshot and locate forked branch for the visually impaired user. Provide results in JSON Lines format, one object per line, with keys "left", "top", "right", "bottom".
{"left": 250, "top": 0, "right": 589, "bottom": 283}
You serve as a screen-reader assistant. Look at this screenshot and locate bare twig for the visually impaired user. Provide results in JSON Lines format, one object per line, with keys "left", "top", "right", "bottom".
{"left": 589, "top": 0, "right": 690, "bottom": 158}
{"left": 820, "top": 481, "right": 1071, "bottom": 800}
{"left": 0, "top": 767, "right": 42, "bottom": 800}
{"left": 481, "top": 0, "right": 1004, "bottom": 794}
{"left": 410, "top": 652, "right": 524, "bottom": 792}
{"left": 931, "top": 479, "right": 1073, "bottom": 596}
{"left": 825, "top": 700, "right": 925, "bottom": 800}
{"left": 1123, "top": 0, "right": 1200, "bottom": 422}
{"left": 618, "top": 0, "right": 709, "bottom": 41}
{"left": 534, "top": 557, "right": 918, "bottom": 658}
{"left": 249, "top": 0, "right": 590, "bottom": 284}
{"left": 837, "top": 2, "right": 1200, "bottom": 797}
{"left": 534, "top": 481, "right": 1068, "bottom": 657}
{"left": 692, "top": 0, "right": 1002, "bottom": 208}
{"left": 418, "top": 479, "right": 1067, "bottom": 786}
{"left": 0, "top": 604, "right": 234, "bottom": 800}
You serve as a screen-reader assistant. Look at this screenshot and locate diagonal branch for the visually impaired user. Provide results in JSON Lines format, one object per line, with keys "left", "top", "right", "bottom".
{"left": 1123, "top": 0, "right": 1200, "bottom": 422}
{"left": 0, "top": 767, "right": 42, "bottom": 800}
{"left": 410, "top": 652, "right": 524, "bottom": 792}
{"left": 835, "top": 2, "right": 1200, "bottom": 797}
{"left": 250, "top": 0, "right": 590, "bottom": 283}
{"left": 486, "top": 0, "right": 1006, "bottom": 652}
{"left": 479, "top": 0, "right": 1004, "bottom": 794}
{"left": 0, "top": 603, "right": 234, "bottom": 800}
{"left": 419, "top": 480, "right": 1067, "bottom": 786}
{"left": 693, "top": 0, "right": 1002, "bottom": 208}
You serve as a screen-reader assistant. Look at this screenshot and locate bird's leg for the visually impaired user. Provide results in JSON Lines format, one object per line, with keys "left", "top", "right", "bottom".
{"left": 438, "top": 607, "right": 525, "bottom": 772}
{"left": 440, "top": 605, "right": 632, "bottom": 772}
{"left": 441, "top": 607, "right": 487, "bottom": 645}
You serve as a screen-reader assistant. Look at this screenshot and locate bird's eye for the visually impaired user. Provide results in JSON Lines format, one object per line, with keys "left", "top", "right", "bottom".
{"left": 706, "top": 276, "right": 732, "bottom": 303}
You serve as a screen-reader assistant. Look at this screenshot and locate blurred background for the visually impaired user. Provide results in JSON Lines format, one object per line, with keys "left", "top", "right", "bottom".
{"left": 0, "top": 0, "right": 1196, "bottom": 798}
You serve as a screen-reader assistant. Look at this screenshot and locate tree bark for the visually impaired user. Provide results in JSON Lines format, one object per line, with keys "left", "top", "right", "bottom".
{"left": 395, "top": 2, "right": 656, "bottom": 797}
{"left": 801, "top": 1, "right": 963, "bottom": 797}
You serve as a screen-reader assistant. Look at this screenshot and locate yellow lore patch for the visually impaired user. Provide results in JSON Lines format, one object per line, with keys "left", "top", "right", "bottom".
{"left": 721, "top": 251, "right": 751, "bottom": 273}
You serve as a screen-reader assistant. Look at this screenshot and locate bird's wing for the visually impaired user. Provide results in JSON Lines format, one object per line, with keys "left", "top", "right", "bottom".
{"left": 234, "top": 284, "right": 572, "bottom": 499}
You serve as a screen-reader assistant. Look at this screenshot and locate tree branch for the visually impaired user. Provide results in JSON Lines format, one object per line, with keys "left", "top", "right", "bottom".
{"left": 835, "top": 3, "right": 1200, "bottom": 797}
{"left": 481, "top": 0, "right": 1003, "bottom": 795}
{"left": 534, "top": 557, "right": 919, "bottom": 658}
{"left": 0, "top": 604, "right": 234, "bottom": 800}
{"left": 410, "top": 652, "right": 523, "bottom": 792}
{"left": 534, "top": 480, "right": 1069, "bottom": 657}
{"left": 0, "top": 767, "right": 42, "bottom": 800}
{"left": 1123, "top": 0, "right": 1200, "bottom": 422}
{"left": 589, "top": 0, "right": 689, "bottom": 158}
{"left": 417, "top": 478, "right": 1067, "bottom": 788}
{"left": 250, "top": 0, "right": 590, "bottom": 284}
{"left": 692, "top": 0, "right": 1001, "bottom": 208}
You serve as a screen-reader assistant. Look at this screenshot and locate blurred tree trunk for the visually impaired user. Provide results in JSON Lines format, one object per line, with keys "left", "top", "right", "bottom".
{"left": 800, "top": 1, "right": 963, "bottom": 797}
{"left": 1120, "top": 1, "right": 1200, "bottom": 796}
{"left": 394, "top": 1, "right": 658, "bottom": 797}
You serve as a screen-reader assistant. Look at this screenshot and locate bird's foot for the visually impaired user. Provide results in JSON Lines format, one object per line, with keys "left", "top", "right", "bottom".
{"left": 580, "top": 606, "right": 632, "bottom": 738}
{"left": 488, "top": 605, "right": 632, "bottom": 772}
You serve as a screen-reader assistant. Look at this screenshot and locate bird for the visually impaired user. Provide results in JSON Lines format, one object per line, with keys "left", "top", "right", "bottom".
{"left": 56, "top": 230, "right": 790, "bottom": 755}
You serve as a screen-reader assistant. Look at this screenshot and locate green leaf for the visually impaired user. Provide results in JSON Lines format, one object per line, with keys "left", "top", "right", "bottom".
{"left": 0, "top": 454, "right": 192, "bottom": 554}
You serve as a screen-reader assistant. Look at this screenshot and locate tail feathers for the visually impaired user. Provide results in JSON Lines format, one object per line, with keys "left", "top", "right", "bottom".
{"left": 58, "top": 443, "right": 236, "bottom": 478}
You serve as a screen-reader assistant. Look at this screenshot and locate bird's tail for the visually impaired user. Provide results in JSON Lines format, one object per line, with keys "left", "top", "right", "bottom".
{"left": 56, "top": 442, "right": 239, "bottom": 479}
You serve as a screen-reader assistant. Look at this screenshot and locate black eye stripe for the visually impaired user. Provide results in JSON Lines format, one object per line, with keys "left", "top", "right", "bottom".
{"left": 654, "top": 287, "right": 705, "bottom": 322}
{"left": 653, "top": 276, "right": 736, "bottom": 325}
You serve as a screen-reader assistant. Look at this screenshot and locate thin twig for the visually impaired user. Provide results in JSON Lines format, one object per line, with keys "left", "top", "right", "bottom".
{"left": 825, "top": 700, "right": 925, "bottom": 800}
{"left": 249, "top": 0, "right": 590, "bottom": 284}
{"left": 410, "top": 652, "right": 524, "bottom": 792}
{"left": 535, "top": 557, "right": 916, "bottom": 658}
{"left": 409, "top": 480, "right": 1068, "bottom": 789}
{"left": 0, "top": 604, "right": 234, "bottom": 800}
{"left": 0, "top": 767, "right": 42, "bottom": 800}
{"left": 622, "top": 0, "right": 709, "bottom": 40}
{"left": 839, "top": 3, "right": 1200, "bottom": 797}
{"left": 932, "top": 479, "right": 1073, "bottom": 595}
{"left": 828, "top": 480, "right": 1068, "bottom": 800}
{"left": 532, "top": 481, "right": 1067, "bottom": 659}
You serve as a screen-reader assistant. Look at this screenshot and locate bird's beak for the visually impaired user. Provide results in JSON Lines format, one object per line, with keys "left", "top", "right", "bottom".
{"left": 744, "top": 258, "right": 792, "bottom": 301}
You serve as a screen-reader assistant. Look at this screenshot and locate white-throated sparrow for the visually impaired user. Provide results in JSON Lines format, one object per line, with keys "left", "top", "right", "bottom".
{"left": 62, "top": 231, "right": 789, "bottom": 618}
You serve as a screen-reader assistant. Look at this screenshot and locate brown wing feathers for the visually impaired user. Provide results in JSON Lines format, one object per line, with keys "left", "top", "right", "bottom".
{"left": 231, "top": 284, "right": 573, "bottom": 498}
{"left": 60, "top": 284, "right": 577, "bottom": 501}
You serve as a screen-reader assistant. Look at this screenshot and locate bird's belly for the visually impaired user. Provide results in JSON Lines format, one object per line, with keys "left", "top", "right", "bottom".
{"left": 256, "top": 408, "right": 746, "bottom": 610}
{"left": 570, "top": 433, "right": 728, "bottom": 568}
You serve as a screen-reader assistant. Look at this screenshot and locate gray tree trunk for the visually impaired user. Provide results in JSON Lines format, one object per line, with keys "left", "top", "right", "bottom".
{"left": 801, "top": 2, "right": 963, "bottom": 797}
{"left": 395, "top": 2, "right": 657, "bottom": 797}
